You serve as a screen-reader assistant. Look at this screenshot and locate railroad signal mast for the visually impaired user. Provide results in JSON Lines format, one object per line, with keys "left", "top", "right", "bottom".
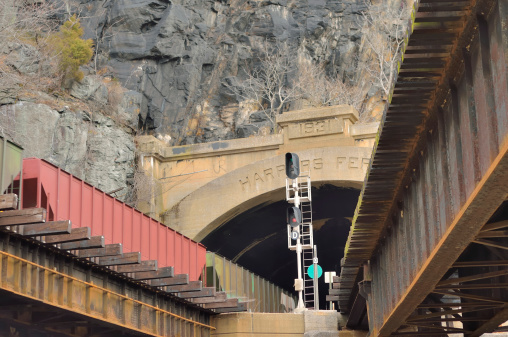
{"left": 285, "top": 153, "right": 318, "bottom": 310}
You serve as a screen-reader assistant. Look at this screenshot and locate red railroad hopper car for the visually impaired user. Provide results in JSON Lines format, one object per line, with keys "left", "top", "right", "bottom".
{"left": 19, "top": 158, "right": 206, "bottom": 281}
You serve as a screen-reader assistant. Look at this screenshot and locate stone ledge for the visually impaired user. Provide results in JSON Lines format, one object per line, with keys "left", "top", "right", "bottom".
{"left": 350, "top": 123, "right": 379, "bottom": 140}
{"left": 276, "top": 105, "right": 359, "bottom": 126}
{"left": 137, "top": 134, "right": 283, "bottom": 160}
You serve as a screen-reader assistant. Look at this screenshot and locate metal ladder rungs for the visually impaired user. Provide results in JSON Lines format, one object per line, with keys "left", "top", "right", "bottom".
{"left": 288, "top": 175, "right": 314, "bottom": 309}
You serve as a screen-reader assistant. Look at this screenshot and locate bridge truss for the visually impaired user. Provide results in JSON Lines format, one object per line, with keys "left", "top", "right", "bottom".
{"left": 337, "top": 0, "right": 508, "bottom": 335}
{"left": 0, "top": 194, "right": 246, "bottom": 336}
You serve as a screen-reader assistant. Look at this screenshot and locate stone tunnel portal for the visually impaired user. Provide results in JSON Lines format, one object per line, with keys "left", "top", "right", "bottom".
{"left": 136, "top": 106, "right": 378, "bottom": 308}
{"left": 201, "top": 182, "right": 361, "bottom": 309}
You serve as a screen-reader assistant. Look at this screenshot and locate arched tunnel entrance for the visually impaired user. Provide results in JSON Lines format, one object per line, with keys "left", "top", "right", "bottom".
{"left": 201, "top": 183, "right": 360, "bottom": 309}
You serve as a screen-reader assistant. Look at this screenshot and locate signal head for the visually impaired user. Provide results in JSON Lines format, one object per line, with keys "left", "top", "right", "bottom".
{"left": 287, "top": 206, "right": 302, "bottom": 227}
{"left": 285, "top": 152, "right": 300, "bottom": 179}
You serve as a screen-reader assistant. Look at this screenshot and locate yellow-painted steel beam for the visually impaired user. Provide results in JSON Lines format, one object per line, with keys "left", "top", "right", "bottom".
{"left": 0, "top": 250, "right": 215, "bottom": 335}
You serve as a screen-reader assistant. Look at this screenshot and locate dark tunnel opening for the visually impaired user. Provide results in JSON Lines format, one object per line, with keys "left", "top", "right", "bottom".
{"left": 201, "top": 184, "right": 360, "bottom": 309}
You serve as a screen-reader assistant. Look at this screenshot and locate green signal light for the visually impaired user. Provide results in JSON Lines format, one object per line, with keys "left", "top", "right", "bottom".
{"left": 307, "top": 265, "right": 323, "bottom": 279}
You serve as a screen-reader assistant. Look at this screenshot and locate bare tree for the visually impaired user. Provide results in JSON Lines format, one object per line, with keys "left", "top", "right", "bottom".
{"left": 0, "top": 0, "right": 63, "bottom": 91}
{"left": 296, "top": 61, "right": 367, "bottom": 113}
{"left": 224, "top": 41, "right": 302, "bottom": 130}
{"left": 360, "top": 0, "right": 412, "bottom": 98}
{"left": 124, "top": 165, "right": 158, "bottom": 210}
{"left": 0, "top": 0, "right": 60, "bottom": 41}
{"left": 225, "top": 40, "right": 374, "bottom": 128}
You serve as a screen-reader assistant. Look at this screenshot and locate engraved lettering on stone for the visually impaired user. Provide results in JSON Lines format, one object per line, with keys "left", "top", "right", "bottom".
{"left": 213, "top": 155, "right": 226, "bottom": 174}
{"left": 305, "top": 123, "right": 314, "bottom": 134}
{"left": 337, "top": 157, "right": 347, "bottom": 168}
{"left": 276, "top": 165, "right": 285, "bottom": 176}
{"left": 362, "top": 158, "right": 370, "bottom": 171}
{"left": 264, "top": 168, "right": 274, "bottom": 179}
{"left": 315, "top": 121, "right": 325, "bottom": 133}
{"left": 301, "top": 160, "right": 310, "bottom": 172}
{"left": 289, "top": 119, "right": 342, "bottom": 139}
{"left": 239, "top": 177, "right": 250, "bottom": 190}
{"left": 349, "top": 157, "right": 359, "bottom": 169}
{"left": 313, "top": 158, "right": 323, "bottom": 169}
{"left": 254, "top": 173, "right": 264, "bottom": 183}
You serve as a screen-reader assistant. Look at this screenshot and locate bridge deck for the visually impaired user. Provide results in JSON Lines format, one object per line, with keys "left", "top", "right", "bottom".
{"left": 0, "top": 194, "right": 250, "bottom": 336}
{"left": 339, "top": 0, "right": 508, "bottom": 335}
{"left": 0, "top": 229, "right": 214, "bottom": 337}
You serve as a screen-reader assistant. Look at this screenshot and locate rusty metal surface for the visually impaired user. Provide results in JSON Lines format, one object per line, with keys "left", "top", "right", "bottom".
{"left": 376, "top": 142, "right": 508, "bottom": 336}
{"left": 0, "top": 230, "right": 214, "bottom": 337}
{"left": 19, "top": 158, "right": 206, "bottom": 281}
{"left": 339, "top": 0, "right": 508, "bottom": 335}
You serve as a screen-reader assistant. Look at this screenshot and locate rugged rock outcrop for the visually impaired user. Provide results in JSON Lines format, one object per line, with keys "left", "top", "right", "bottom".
{"left": 1, "top": 0, "right": 381, "bottom": 200}
{"left": 0, "top": 88, "right": 139, "bottom": 201}
{"left": 0, "top": 33, "right": 140, "bottom": 201}
{"left": 73, "top": 0, "right": 369, "bottom": 144}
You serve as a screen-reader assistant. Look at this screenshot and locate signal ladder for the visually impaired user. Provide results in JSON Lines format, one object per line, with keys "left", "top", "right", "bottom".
{"left": 287, "top": 173, "right": 315, "bottom": 309}
{"left": 303, "top": 247, "right": 315, "bottom": 309}
{"left": 299, "top": 178, "right": 315, "bottom": 309}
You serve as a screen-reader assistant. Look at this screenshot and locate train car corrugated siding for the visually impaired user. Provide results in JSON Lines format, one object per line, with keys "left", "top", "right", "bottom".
{"left": 20, "top": 158, "right": 206, "bottom": 281}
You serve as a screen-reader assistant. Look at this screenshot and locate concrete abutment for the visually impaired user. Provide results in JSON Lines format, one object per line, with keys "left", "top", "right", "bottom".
{"left": 211, "top": 311, "right": 368, "bottom": 337}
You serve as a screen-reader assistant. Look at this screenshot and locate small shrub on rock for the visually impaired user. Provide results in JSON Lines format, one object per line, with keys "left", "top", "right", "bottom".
{"left": 50, "top": 15, "right": 94, "bottom": 87}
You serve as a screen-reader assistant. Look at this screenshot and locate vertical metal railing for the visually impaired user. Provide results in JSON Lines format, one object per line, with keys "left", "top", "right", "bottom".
{"left": 205, "top": 252, "right": 296, "bottom": 313}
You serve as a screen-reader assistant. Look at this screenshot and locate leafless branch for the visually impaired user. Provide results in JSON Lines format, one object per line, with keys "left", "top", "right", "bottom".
{"left": 296, "top": 62, "right": 367, "bottom": 113}
{"left": 0, "top": 0, "right": 64, "bottom": 91}
{"left": 223, "top": 40, "right": 303, "bottom": 131}
{"left": 360, "top": 0, "right": 412, "bottom": 97}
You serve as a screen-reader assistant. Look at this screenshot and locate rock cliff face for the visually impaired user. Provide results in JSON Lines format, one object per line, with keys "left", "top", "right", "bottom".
{"left": 1, "top": 0, "right": 373, "bottom": 200}
{"left": 0, "top": 87, "right": 139, "bottom": 202}
{"left": 75, "top": 0, "right": 368, "bottom": 145}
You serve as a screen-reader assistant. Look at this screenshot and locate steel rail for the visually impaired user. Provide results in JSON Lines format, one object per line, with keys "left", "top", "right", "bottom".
{"left": 0, "top": 249, "right": 216, "bottom": 331}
